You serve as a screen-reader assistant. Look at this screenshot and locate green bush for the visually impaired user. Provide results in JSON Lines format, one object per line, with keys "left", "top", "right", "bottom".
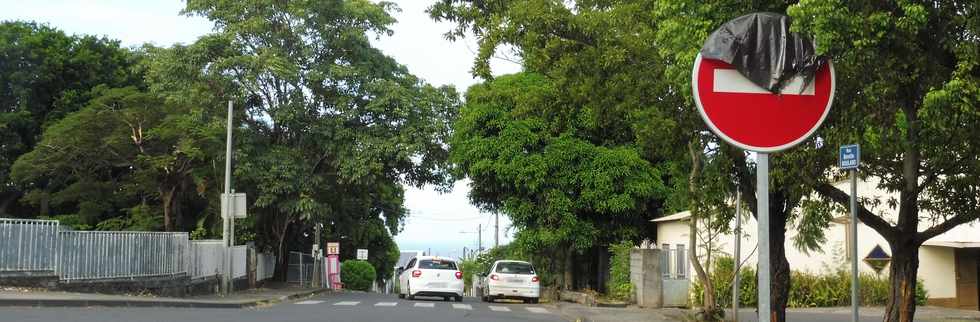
{"left": 460, "top": 259, "right": 480, "bottom": 291}
{"left": 693, "top": 256, "right": 928, "bottom": 308}
{"left": 341, "top": 260, "right": 376, "bottom": 291}
{"left": 606, "top": 241, "right": 634, "bottom": 301}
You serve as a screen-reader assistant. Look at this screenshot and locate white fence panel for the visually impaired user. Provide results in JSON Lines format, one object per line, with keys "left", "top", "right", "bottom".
{"left": 189, "top": 240, "right": 223, "bottom": 279}
{"left": 0, "top": 219, "right": 60, "bottom": 273}
{"left": 232, "top": 245, "right": 247, "bottom": 278}
{"left": 58, "top": 231, "right": 189, "bottom": 281}
{"left": 256, "top": 253, "right": 276, "bottom": 281}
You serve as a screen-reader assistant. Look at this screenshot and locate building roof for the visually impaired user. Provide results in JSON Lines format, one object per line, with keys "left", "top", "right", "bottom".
{"left": 923, "top": 241, "right": 980, "bottom": 248}
{"left": 650, "top": 211, "right": 692, "bottom": 222}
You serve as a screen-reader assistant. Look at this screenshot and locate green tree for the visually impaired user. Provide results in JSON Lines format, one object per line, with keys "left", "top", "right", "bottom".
{"left": 431, "top": 2, "right": 833, "bottom": 320}
{"left": 787, "top": 2, "right": 980, "bottom": 321}
{"left": 181, "top": 0, "right": 459, "bottom": 279}
{"left": 450, "top": 73, "right": 667, "bottom": 289}
{"left": 0, "top": 21, "right": 142, "bottom": 216}
{"left": 12, "top": 86, "right": 222, "bottom": 231}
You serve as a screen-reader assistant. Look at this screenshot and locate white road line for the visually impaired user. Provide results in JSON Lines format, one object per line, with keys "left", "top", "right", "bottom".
{"left": 333, "top": 301, "right": 360, "bottom": 306}
{"left": 413, "top": 302, "right": 434, "bottom": 308}
{"left": 294, "top": 300, "right": 323, "bottom": 305}
{"left": 374, "top": 302, "right": 398, "bottom": 307}
{"left": 526, "top": 307, "right": 549, "bottom": 314}
{"left": 451, "top": 303, "right": 472, "bottom": 310}
{"left": 488, "top": 306, "right": 511, "bottom": 312}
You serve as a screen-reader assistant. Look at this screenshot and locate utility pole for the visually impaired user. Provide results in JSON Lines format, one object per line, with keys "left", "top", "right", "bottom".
{"left": 314, "top": 223, "right": 321, "bottom": 288}
{"left": 478, "top": 224, "right": 482, "bottom": 253}
{"left": 494, "top": 212, "right": 499, "bottom": 248}
{"left": 221, "top": 100, "right": 234, "bottom": 295}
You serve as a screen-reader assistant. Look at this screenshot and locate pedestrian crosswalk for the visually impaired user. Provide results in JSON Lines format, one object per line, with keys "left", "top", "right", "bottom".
{"left": 300, "top": 299, "right": 551, "bottom": 314}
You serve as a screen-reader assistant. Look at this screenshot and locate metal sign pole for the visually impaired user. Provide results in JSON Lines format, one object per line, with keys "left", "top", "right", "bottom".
{"left": 221, "top": 100, "right": 234, "bottom": 295}
{"left": 733, "top": 189, "right": 741, "bottom": 322}
{"left": 850, "top": 168, "right": 859, "bottom": 322}
{"left": 757, "top": 153, "right": 770, "bottom": 322}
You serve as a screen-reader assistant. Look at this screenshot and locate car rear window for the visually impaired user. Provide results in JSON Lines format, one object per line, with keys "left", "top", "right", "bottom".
{"left": 495, "top": 262, "right": 534, "bottom": 274}
{"left": 418, "top": 259, "right": 457, "bottom": 270}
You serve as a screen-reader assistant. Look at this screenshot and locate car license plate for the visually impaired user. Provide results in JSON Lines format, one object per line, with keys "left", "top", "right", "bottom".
{"left": 429, "top": 282, "right": 447, "bottom": 288}
{"left": 508, "top": 278, "right": 524, "bottom": 283}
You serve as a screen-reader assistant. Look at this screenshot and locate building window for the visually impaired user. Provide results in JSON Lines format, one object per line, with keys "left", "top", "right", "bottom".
{"left": 661, "top": 244, "right": 671, "bottom": 279}
{"left": 676, "top": 244, "right": 687, "bottom": 279}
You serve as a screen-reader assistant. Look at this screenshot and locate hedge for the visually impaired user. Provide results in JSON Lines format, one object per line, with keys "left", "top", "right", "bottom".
{"left": 341, "top": 260, "right": 376, "bottom": 291}
{"left": 693, "top": 256, "right": 927, "bottom": 308}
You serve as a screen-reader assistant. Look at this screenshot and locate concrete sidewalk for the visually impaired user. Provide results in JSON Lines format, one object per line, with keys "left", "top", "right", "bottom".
{"left": 0, "top": 284, "right": 330, "bottom": 308}
{"left": 554, "top": 302, "right": 673, "bottom": 322}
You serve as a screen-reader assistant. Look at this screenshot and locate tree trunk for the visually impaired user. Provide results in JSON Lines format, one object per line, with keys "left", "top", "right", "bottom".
{"left": 883, "top": 238, "right": 921, "bottom": 322}
{"left": 564, "top": 249, "right": 574, "bottom": 290}
{"left": 691, "top": 216, "right": 716, "bottom": 309}
{"left": 769, "top": 211, "right": 791, "bottom": 322}
{"left": 160, "top": 186, "right": 176, "bottom": 232}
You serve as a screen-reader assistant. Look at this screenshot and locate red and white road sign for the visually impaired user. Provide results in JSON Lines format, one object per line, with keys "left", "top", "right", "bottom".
{"left": 692, "top": 54, "right": 835, "bottom": 152}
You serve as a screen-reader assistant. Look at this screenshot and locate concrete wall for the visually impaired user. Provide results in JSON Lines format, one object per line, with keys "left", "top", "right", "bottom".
{"left": 630, "top": 248, "right": 662, "bottom": 308}
{"left": 921, "top": 246, "right": 956, "bottom": 299}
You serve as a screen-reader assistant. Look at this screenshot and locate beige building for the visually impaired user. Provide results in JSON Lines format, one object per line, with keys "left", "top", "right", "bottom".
{"left": 649, "top": 177, "right": 980, "bottom": 309}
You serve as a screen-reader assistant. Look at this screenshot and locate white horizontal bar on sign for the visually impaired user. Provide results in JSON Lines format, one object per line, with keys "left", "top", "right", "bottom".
{"left": 713, "top": 69, "right": 814, "bottom": 95}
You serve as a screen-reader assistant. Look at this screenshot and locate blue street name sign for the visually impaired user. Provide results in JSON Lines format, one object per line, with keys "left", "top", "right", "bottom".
{"left": 840, "top": 144, "right": 860, "bottom": 170}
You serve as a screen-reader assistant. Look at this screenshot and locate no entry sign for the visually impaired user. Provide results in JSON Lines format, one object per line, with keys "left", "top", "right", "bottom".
{"left": 692, "top": 54, "right": 835, "bottom": 152}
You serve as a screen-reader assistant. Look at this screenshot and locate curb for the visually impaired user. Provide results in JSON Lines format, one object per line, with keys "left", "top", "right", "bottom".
{"left": 0, "top": 288, "right": 331, "bottom": 309}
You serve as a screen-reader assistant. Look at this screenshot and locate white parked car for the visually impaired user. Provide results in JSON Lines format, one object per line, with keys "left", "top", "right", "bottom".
{"left": 397, "top": 256, "right": 464, "bottom": 302}
{"left": 480, "top": 260, "right": 540, "bottom": 303}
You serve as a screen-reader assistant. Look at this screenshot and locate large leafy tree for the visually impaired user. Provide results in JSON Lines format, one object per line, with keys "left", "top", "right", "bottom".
{"left": 433, "top": 1, "right": 835, "bottom": 320}
{"left": 181, "top": 0, "right": 459, "bottom": 277}
{"left": 11, "top": 86, "right": 223, "bottom": 231}
{"left": 451, "top": 73, "right": 667, "bottom": 288}
{"left": 789, "top": 2, "right": 980, "bottom": 321}
{"left": 0, "top": 21, "right": 142, "bottom": 216}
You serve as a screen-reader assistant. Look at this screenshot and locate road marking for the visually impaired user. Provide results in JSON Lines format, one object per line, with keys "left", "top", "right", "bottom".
{"left": 294, "top": 300, "right": 323, "bottom": 305}
{"left": 526, "top": 307, "right": 549, "bottom": 314}
{"left": 374, "top": 302, "right": 398, "bottom": 307}
{"left": 488, "top": 305, "right": 511, "bottom": 312}
{"left": 452, "top": 303, "right": 472, "bottom": 310}
{"left": 333, "top": 301, "right": 360, "bottom": 306}
{"left": 413, "top": 302, "right": 434, "bottom": 308}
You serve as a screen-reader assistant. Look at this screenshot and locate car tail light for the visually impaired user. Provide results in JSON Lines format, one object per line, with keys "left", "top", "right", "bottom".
{"left": 455, "top": 271, "right": 463, "bottom": 279}
{"left": 531, "top": 276, "right": 539, "bottom": 283}
{"left": 412, "top": 270, "right": 422, "bottom": 278}
{"left": 489, "top": 274, "right": 499, "bottom": 281}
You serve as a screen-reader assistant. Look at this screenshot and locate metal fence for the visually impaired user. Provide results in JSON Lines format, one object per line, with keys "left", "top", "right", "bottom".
{"left": 232, "top": 245, "right": 247, "bottom": 278}
{"left": 256, "top": 252, "right": 276, "bottom": 281}
{"left": 287, "top": 251, "right": 315, "bottom": 286}
{"left": 0, "top": 219, "right": 60, "bottom": 273}
{"left": 58, "top": 231, "right": 189, "bottom": 282}
{"left": 189, "top": 240, "right": 223, "bottom": 279}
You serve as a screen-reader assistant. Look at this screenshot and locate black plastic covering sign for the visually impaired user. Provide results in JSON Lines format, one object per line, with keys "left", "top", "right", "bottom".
{"left": 700, "top": 12, "right": 827, "bottom": 94}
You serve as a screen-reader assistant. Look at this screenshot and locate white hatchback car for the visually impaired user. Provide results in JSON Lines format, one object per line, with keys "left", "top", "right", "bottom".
{"left": 398, "top": 256, "right": 464, "bottom": 302}
{"left": 481, "top": 260, "right": 540, "bottom": 303}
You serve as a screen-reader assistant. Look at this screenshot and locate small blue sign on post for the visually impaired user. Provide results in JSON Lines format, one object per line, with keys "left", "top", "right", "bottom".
{"left": 840, "top": 144, "right": 860, "bottom": 170}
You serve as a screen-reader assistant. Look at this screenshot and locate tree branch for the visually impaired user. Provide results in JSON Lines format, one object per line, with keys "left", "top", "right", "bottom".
{"left": 918, "top": 212, "right": 980, "bottom": 244}
{"left": 814, "top": 182, "right": 896, "bottom": 240}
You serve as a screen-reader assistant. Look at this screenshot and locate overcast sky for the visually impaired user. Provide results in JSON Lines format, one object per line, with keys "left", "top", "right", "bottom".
{"left": 0, "top": 0, "right": 522, "bottom": 258}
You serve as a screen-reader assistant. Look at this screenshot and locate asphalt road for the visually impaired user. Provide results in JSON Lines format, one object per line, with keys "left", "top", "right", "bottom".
{"left": 0, "top": 292, "right": 567, "bottom": 322}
